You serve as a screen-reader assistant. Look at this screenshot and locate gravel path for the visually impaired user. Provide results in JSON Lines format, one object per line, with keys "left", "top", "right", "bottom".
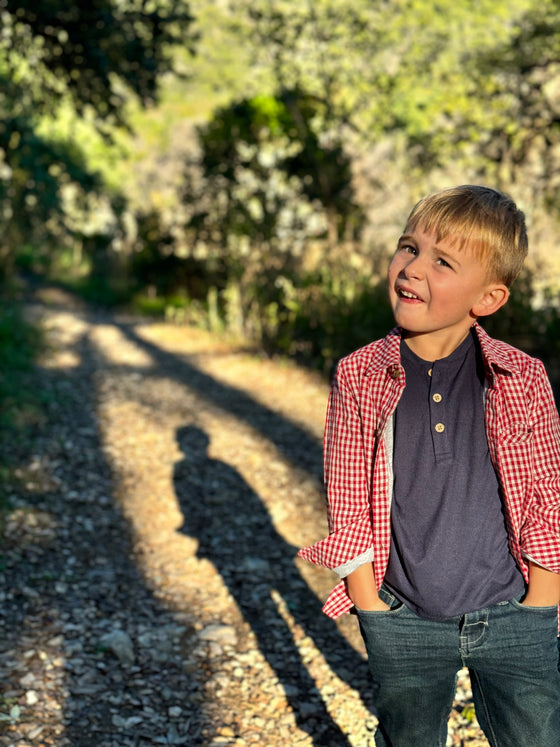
{"left": 1, "top": 287, "right": 488, "bottom": 746}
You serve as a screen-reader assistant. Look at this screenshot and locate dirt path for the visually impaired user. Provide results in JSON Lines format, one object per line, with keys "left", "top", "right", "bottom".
{"left": 0, "top": 287, "right": 487, "bottom": 746}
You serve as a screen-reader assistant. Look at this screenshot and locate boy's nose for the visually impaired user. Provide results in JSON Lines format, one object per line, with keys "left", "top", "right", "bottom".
{"left": 401, "top": 255, "right": 425, "bottom": 279}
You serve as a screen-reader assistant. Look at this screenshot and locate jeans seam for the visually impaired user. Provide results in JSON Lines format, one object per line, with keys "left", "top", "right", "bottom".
{"left": 469, "top": 668, "right": 500, "bottom": 747}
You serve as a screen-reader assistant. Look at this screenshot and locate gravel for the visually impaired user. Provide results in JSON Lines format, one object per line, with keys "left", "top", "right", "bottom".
{"left": 0, "top": 286, "right": 488, "bottom": 746}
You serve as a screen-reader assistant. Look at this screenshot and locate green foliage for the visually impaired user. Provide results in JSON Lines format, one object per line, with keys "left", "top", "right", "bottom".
{"left": 0, "top": 301, "right": 43, "bottom": 428}
{"left": 226, "top": 0, "right": 534, "bottom": 155}
{"left": 177, "top": 89, "right": 364, "bottom": 319}
{"left": 63, "top": 273, "right": 132, "bottom": 308}
{"left": 196, "top": 88, "right": 362, "bottom": 241}
{"left": 0, "top": 110, "right": 104, "bottom": 278}
{"left": 259, "top": 269, "right": 395, "bottom": 373}
{"left": 2, "top": 0, "right": 196, "bottom": 127}
{"left": 0, "top": 0, "right": 197, "bottom": 284}
{"left": 460, "top": 0, "right": 560, "bottom": 202}
{"left": 0, "top": 301, "right": 44, "bottom": 521}
{"left": 4, "top": 0, "right": 560, "bottom": 388}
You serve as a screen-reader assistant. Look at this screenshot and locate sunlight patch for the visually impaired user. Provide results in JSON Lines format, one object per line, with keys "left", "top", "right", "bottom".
{"left": 90, "top": 325, "right": 155, "bottom": 367}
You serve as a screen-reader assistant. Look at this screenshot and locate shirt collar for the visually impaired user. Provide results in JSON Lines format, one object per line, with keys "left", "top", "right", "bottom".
{"left": 364, "top": 323, "right": 519, "bottom": 377}
{"left": 364, "top": 326, "right": 402, "bottom": 377}
{"left": 472, "top": 323, "right": 520, "bottom": 376}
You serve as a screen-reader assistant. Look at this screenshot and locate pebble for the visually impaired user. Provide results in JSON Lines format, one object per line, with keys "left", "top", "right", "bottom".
{"left": 199, "top": 624, "right": 238, "bottom": 646}
{"left": 99, "top": 630, "right": 135, "bottom": 667}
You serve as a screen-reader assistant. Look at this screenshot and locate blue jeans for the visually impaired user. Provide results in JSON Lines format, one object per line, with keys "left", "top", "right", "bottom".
{"left": 356, "top": 586, "right": 560, "bottom": 747}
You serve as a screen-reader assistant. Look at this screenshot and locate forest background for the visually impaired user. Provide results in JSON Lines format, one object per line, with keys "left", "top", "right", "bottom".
{"left": 3, "top": 0, "right": 560, "bottom": 444}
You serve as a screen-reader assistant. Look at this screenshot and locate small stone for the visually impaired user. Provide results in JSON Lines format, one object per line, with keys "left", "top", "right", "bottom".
{"left": 47, "top": 635, "right": 65, "bottom": 647}
{"left": 298, "top": 702, "right": 322, "bottom": 718}
{"left": 99, "top": 630, "right": 135, "bottom": 666}
{"left": 28, "top": 725, "right": 45, "bottom": 740}
{"left": 20, "top": 672, "right": 37, "bottom": 688}
{"left": 199, "top": 624, "right": 238, "bottom": 646}
{"left": 25, "top": 690, "right": 39, "bottom": 705}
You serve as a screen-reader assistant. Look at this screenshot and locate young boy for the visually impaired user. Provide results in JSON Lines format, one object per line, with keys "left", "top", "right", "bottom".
{"left": 298, "top": 185, "right": 560, "bottom": 746}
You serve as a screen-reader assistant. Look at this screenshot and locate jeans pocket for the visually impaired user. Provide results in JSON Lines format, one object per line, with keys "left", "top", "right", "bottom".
{"left": 355, "top": 586, "right": 404, "bottom": 616}
{"left": 509, "top": 596, "right": 558, "bottom": 615}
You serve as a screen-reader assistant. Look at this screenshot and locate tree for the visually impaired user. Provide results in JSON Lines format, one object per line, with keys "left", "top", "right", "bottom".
{"left": 0, "top": 0, "right": 196, "bottom": 280}
{"left": 459, "top": 0, "right": 560, "bottom": 200}
{"left": 1, "top": 0, "right": 196, "bottom": 127}
{"left": 176, "top": 90, "right": 365, "bottom": 338}
{"left": 221, "top": 0, "right": 534, "bottom": 148}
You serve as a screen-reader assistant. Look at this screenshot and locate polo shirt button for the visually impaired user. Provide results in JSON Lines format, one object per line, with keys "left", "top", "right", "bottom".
{"left": 432, "top": 393, "right": 442, "bottom": 403}
{"left": 435, "top": 422, "right": 445, "bottom": 433}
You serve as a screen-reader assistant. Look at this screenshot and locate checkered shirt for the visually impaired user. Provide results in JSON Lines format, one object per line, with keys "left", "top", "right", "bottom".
{"left": 298, "top": 324, "right": 560, "bottom": 618}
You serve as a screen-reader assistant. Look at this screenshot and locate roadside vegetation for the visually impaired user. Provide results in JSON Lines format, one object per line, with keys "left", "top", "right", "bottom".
{"left": 3, "top": 1, "right": 560, "bottom": 530}
{"left": 0, "top": 293, "right": 45, "bottom": 530}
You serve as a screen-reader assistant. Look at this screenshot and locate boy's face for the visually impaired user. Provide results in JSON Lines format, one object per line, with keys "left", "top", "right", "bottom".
{"left": 387, "top": 223, "right": 508, "bottom": 359}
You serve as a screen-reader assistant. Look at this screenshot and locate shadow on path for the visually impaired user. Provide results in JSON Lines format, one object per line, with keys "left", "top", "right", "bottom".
{"left": 117, "top": 321, "right": 324, "bottom": 482}
{"left": 175, "top": 425, "right": 374, "bottom": 745}
{"left": 0, "top": 318, "right": 205, "bottom": 746}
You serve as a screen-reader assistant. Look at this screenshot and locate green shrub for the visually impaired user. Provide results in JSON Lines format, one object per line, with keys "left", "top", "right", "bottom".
{"left": 0, "top": 302, "right": 41, "bottom": 417}
{"left": 0, "top": 301, "right": 44, "bottom": 519}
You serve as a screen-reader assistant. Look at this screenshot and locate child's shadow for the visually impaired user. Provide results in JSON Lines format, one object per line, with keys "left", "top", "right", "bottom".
{"left": 174, "top": 425, "right": 373, "bottom": 745}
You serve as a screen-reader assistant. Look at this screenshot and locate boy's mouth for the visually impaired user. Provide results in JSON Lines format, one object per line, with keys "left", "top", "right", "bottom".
{"left": 396, "top": 287, "right": 422, "bottom": 301}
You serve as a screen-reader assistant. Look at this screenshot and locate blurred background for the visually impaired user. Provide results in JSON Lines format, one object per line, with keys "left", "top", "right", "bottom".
{"left": 3, "top": 0, "right": 560, "bottom": 390}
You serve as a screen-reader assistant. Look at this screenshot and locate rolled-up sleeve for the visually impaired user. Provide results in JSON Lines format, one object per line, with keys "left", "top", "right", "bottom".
{"left": 298, "top": 364, "right": 375, "bottom": 572}
{"left": 520, "top": 361, "right": 560, "bottom": 572}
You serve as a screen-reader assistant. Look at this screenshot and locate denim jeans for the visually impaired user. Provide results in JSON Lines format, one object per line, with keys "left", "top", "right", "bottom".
{"left": 356, "top": 586, "right": 560, "bottom": 747}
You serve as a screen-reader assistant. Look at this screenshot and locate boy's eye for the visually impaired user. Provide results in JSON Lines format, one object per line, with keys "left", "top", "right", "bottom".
{"left": 436, "top": 257, "right": 451, "bottom": 268}
{"left": 401, "top": 244, "right": 417, "bottom": 254}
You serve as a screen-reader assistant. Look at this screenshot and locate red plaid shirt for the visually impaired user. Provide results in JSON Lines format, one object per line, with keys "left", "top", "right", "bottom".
{"left": 298, "top": 324, "right": 560, "bottom": 618}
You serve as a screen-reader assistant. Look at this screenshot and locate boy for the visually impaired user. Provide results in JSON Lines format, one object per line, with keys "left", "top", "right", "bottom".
{"left": 298, "top": 185, "right": 560, "bottom": 746}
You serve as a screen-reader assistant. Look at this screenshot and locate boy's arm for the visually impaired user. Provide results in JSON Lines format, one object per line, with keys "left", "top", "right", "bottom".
{"left": 345, "top": 562, "right": 390, "bottom": 611}
{"left": 522, "top": 560, "right": 560, "bottom": 606}
{"left": 515, "top": 360, "right": 560, "bottom": 587}
{"left": 311, "top": 364, "right": 378, "bottom": 569}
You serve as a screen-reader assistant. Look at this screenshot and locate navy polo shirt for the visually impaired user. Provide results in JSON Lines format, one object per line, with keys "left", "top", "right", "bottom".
{"left": 384, "top": 330, "right": 525, "bottom": 620}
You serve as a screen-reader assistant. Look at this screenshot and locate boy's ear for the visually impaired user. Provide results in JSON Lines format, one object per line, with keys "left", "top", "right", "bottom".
{"left": 471, "top": 284, "right": 510, "bottom": 317}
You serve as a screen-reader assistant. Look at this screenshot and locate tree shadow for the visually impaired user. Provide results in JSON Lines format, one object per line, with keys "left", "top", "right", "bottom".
{"left": 117, "top": 321, "right": 324, "bottom": 482}
{"left": 0, "top": 320, "right": 205, "bottom": 746}
{"left": 174, "top": 424, "right": 374, "bottom": 745}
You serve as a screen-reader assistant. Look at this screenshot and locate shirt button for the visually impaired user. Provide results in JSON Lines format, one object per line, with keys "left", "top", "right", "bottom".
{"left": 435, "top": 422, "right": 445, "bottom": 433}
{"left": 427, "top": 368, "right": 433, "bottom": 377}
{"left": 389, "top": 367, "right": 400, "bottom": 379}
{"left": 432, "top": 393, "right": 442, "bottom": 403}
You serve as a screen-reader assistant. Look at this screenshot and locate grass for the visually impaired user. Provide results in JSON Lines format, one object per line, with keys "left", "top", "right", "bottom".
{"left": 0, "top": 299, "right": 45, "bottom": 524}
{"left": 0, "top": 301, "right": 43, "bottom": 425}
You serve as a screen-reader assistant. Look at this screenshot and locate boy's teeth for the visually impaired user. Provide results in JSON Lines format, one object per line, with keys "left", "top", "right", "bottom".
{"left": 400, "top": 289, "right": 418, "bottom": 299}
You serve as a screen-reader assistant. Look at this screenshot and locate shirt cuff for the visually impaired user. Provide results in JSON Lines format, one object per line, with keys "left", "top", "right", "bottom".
{"left": 333, "top": 548, "right": 374, "bottom": 578}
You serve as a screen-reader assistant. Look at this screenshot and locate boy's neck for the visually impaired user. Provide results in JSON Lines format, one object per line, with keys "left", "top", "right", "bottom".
{"left": 401, "top": 327, "right": 474, "bottom": 362}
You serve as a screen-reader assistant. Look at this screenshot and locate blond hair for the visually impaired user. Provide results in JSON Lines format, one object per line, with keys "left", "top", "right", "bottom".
{"left": 405, "top": 185, "right": 528, "bottom": 287}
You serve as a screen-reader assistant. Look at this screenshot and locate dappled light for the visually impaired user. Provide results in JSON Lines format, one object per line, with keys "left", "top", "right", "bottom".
{"left": 89, "top": 325, "right": 156, "bottom": 369}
